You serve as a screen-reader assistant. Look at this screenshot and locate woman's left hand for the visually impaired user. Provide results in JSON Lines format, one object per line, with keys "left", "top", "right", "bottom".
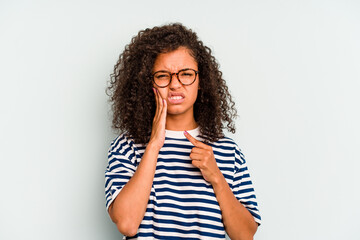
{"left": 184, "top": 131, "right": 222, "bottom": 184}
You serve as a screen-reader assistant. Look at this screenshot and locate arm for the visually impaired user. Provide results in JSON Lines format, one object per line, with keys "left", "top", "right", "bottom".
{"left": 108, "top": 88, "right": 167, "bottom": 236}
{"left": 211, "top": 172, "right": 258, "bottom": 240}
{"left": 108, "top": 143, "right": 160, "bottom": 236}
{"left": 184, "top": 132, "right": 258, "bottom": 240}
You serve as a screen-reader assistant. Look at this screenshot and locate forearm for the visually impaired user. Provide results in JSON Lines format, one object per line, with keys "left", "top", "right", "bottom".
{"left": 109, "top": 143, "right": 160, "bottom": 236}
{"left": 212, "top": 174, "right": 258, "bottom": 240}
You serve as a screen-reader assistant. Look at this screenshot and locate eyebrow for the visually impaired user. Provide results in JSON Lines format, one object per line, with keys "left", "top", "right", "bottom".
{"left": 153, "top": 68, "right": 198, "bottom": 73}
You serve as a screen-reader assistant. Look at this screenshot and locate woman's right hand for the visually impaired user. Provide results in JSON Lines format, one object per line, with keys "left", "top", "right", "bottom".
{"left": 148, "top": 88, "right": 167, "bottom": 150}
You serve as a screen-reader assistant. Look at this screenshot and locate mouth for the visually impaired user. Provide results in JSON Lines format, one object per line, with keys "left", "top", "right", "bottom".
{"left": 168, "top": 92, "right": 185, "bottom": 104}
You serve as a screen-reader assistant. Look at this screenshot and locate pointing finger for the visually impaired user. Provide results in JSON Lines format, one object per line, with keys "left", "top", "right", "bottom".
{"left": 184, "top": 131, "right": 210, "bottom": 149}
{"left": 183, "top": 131, "right": 198, "bottom": 146}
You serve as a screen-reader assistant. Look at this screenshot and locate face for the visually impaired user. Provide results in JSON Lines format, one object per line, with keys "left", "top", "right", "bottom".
{"left": 152, "top": 47, "right": 199, "bottom": 118}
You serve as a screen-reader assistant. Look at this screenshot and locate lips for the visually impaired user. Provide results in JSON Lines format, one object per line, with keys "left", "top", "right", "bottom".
{"left": 168, "top": 92, "right": 185, "bottom": 104}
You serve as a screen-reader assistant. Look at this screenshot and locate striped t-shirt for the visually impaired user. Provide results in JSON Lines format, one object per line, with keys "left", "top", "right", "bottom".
{"left": 105, "top": 127, "right": 261, "bottom": 239}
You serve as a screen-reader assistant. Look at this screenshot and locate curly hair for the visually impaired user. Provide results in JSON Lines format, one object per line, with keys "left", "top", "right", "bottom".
{"left": 106, "top": 23, "right": 237, "bottom": 144}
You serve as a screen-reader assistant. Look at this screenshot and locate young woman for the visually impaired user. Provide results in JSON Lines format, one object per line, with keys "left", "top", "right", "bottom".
{"left": 105, "top": 23, "right": 261, "bottom": 240}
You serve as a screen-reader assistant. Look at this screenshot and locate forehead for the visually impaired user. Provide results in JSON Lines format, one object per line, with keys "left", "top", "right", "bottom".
{"left": 153, "top": 47, "right": 198, "bottom": 71}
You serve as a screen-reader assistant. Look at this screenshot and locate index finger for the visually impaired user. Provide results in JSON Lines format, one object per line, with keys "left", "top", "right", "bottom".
{"left": 154, "top": 88, "right": 163, "bottom": 117}
{"left": 184, "top": 131, "right": 209, "bottom": 149}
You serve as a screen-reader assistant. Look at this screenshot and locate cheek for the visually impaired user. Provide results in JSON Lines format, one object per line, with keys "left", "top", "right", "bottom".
{"left": 192, "top": 91, "right": 199, "bottom": 102}
{"left": 191, "top": 85, "right": 200, "bottom": 101}
{"left": 156, "top": 88, "right": 168, "bottom": 99}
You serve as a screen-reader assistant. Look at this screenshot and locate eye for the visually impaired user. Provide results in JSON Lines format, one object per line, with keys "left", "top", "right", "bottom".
{"left": 179, "top": 70, "right": 195, "bottom": 77}
{"left": 154, "top": 72, "right": 170, "bottom": 79}
{"left": 182, "top": 73, "right": 192, "bottom": 76}
{"left": 156, "top": 74, "right": 168, "bottom": 79}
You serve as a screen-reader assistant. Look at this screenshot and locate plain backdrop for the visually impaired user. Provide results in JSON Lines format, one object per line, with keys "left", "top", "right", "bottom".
{"left": 1, "top": 0, "right": 359, "bottom": 239}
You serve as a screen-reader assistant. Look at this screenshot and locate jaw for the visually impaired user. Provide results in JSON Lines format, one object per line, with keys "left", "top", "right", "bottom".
{"left": 166, "top": 104, "right": 194, "bottom": 118}
{"left": 165, "top": 106, "right": 197, "bottom": 130}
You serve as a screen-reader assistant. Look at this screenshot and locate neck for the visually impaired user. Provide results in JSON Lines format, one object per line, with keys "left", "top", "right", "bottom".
{"left": 165, "top": 114, "right": 198, "bottom": 131}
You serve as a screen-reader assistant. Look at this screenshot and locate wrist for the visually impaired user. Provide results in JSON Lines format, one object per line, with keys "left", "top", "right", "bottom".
{"left": 146, "top": 140, "right": 162, "bottom": 153}
{"left": 211, "top": 172, "right": 227, "bottom": 191}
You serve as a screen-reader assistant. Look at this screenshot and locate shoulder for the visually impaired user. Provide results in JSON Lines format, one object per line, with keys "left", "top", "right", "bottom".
{"left": 108, "top": 133, "right": 143, "bottom": 154}
{"left": 107, "top": 133, "right": 145, "bottom": 167}
{"left": 210, "top": 136, "right": 246, "bottom": 165}
{"left": 210, "top": 136, "right": 238, "bottom": 150}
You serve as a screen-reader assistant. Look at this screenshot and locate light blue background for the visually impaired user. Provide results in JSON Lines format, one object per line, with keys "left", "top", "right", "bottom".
{"left": 1, "top": 0, "right": 359, "bottom": 239}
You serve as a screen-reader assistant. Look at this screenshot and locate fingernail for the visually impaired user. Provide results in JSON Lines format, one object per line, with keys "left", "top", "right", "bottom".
{"left": 184, "top": 130, "right": 188, "bottom": 135}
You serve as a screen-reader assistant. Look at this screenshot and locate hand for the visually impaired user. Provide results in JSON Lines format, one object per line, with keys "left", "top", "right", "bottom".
{"left": 148, "top": 88, "right": 167, "bottom": 150}
{"left": 184, "top": 131, "right": 222, "bottom": 184}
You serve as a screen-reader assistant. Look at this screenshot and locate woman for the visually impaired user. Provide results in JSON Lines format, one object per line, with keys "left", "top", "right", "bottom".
{"left": 105, "top": 23, "right": 261, "bottom": 240}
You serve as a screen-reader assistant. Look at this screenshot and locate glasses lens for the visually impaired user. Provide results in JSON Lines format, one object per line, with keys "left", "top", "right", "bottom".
{"left": 178, "top": 69, "right": 196, "bottom": 84}
{"left": 153, "top": 71, "right": 171, "bottom": 87}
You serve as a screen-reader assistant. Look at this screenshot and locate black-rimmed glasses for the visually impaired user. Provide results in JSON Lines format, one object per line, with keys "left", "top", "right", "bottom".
{"left": 152, "top": 68, "right": 199, "bottom": 88}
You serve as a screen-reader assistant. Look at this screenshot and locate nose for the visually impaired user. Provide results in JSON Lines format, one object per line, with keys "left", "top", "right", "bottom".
{"left": 169, "top": 73, "right": 182, "bottom": 89}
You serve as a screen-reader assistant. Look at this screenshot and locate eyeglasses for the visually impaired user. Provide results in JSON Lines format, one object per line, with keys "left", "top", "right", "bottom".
{"left": 152, "top": 68, "right": 199, "bottom": 88}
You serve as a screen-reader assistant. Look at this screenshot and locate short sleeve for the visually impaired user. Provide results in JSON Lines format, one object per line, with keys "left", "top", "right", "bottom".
{"left": 233, "top": 145, "right": 262, "bottom": 225}
{"left": 105, "top": 134, "right": 138, "bottom": 211}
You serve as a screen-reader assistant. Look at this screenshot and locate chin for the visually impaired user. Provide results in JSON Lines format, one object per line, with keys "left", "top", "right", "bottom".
{"left": 167, "top": 109, "right": 185, "bottom": 115}
{"left": 167, "top": 106, "right": 192, "bottom": 116}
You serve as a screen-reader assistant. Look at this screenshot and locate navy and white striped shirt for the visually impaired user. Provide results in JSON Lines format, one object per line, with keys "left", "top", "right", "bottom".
{"left": 105, "top": 127, "right": 261, "bottom": 239}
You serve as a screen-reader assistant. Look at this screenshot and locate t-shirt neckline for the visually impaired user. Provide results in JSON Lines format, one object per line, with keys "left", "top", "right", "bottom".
{"left": 165, "top": 126, "right": 200, "bottom": 139}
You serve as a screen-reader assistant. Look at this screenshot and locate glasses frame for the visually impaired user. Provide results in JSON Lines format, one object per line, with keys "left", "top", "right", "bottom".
{"left": 152, "top": 68, "right": 199, "bottom": 88}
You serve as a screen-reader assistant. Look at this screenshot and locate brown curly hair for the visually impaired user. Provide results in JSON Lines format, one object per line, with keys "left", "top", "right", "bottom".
{"left": 106, "top": 23, "right": 237, "bottom": 144}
